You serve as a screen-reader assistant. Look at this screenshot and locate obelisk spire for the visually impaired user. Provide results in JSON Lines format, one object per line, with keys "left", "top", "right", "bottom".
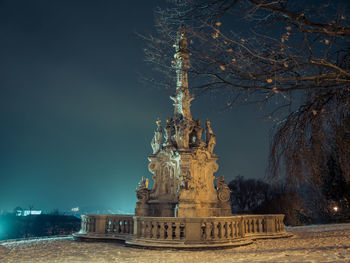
{"left": 171, "top": 24, "right": 194, "bottom": 121}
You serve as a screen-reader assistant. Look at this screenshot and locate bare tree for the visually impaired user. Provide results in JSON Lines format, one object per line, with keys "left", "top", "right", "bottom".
{"left": 228, "top": 175, "right": 270, "bottom": 212}
{"left": 143, "top": 0, "right": 350, "bottom": 183}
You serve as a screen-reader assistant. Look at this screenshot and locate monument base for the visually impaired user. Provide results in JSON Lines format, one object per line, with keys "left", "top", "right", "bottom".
{"left": 135, "top": 201, "right": 177, "bottom": 217}
{"left": 177, "top": 202, "right": 232, "bottom": 217}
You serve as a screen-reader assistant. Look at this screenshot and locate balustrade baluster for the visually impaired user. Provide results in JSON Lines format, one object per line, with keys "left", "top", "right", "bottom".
{"left": 110, "top": 219, "right": 114, "bottom": 233}
{"left": 159, "top": 222, "right": 165, "bottom": 239}
{"left": 212, "top": 221, "right": 216, "bottom": 239}
{"left": 105, "top": 218, "right": 108, "bottom": 233}
{"left": 124, "top": 220, "right": 128, "bottom": 233}
{"left": 180, "top": 223, "right": 185, "bottom": 239}
{"left": 126, "top": 220, "right": 130, "bottom": 233}
{"left": 155, "top": 222, "right": 159, "bottom": 239}
{"left": 164, "top": 222, "right": 169, "bottom": 239}
{"left": 144, "top": 222, "right": 148, "bottom": 238}
{"left": 150, "top": 223, "right": 154, "bottom": 238}
{"left": 256, "top": 219, "right": 260, "bottom": 233}
{"left": 128, "top": 219, "right": 131, "bottom": 233}
{"left": 203, "top": 222, "right": 208, "bottom": 240}
{"left": 124, "top": 219, "right": 128, "bottom": 233}
{"left": 174, "top": 222, "right": 180, "bottom": 240}
{"left": 262, "top": 219, "right": 266, "bottom": 232}
{"left": 219, "top": 222, "right": 223, "bottom": 239}
{"left": 116, "top": 220, "right": 120, "bottom": 233}
{"left": 235, "top": 221, "right": 239, "bottom": 237}
{"left": 223, "top": 222, "right": 228, "bottom": 239}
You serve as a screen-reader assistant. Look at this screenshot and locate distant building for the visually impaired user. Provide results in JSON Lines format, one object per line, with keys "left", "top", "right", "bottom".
{"left": 16, "top": 210, "right": 42, "bottom": 216}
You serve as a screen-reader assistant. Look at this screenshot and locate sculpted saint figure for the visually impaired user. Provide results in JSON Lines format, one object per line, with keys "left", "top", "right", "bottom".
{"left": 206, "top": 120, "right": 216, "bottom": 153}
{"left": 151, "top": 120, "right": 163, "bottom": 154}
{"left": 190, "top": 120, "right": 205, "bottom": 147}
{"left": 137, "top": 176, "right": 149, "bottom": 190}
{"left": 216, "top": 176, "right": 231, "bottom": 202}
{"left": 175, "top": 119, "right": 194, "bottom": 149}
{"left": 164, "top": 118, "right": 173, "bottom": 147}
{"left": 136, "top": 176, "right": 150, "bottom": 203}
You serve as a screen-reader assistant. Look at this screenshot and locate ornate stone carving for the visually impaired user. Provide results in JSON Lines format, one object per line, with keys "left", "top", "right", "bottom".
{"left": 135, "top": 25, "right": 232, "bottom": 218}
{"left": 171, "top": 24, "right": 194, "bottom": 121}
{"left": 180, "top": 170, "right": 191, "bottom": 190}
{"left": 137, "top": 176, "right": 149, "bottom": 189}
{"left": 190, "top": 120, "right": 205, "bottom": 147}
{"left": 216, "top": 176, "right": 231, "bottom": 202}
{"left": 164, "top": 118, "right": 173, "bottom": 147}
{"left": 196, "top": 151, "right": 208, "bottom": 166}
{"left": 136, "top": 176, "right": 150, "bottom": 203}
{"left": 174, "top": 119, "right": 194, "bottom": 149}
{"left": 206, "top": 120, "right": 216, "bottom": 153}
{"left": 137, "top": 188, "right": 150, "bottom": 203}
{"left": 151, "top": 120, "right": 163, "bottom": 154}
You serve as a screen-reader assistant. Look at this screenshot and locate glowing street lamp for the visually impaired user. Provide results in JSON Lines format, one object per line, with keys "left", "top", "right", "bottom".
{"left": 333, "top": 206, "right": 338, "bottom": 212}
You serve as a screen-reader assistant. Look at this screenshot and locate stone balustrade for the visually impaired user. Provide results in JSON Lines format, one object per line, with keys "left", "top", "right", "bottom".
{"left": 134, "top": 216, "right": 185, "bottom": 241}
{"left": 78, "top": 214, "right": 134, "bottom": 239}
{"left": 74, "top": 214, "right": 290, "bottom": 248}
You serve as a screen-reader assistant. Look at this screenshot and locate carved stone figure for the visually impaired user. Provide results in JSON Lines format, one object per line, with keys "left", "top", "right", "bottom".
{"left": 164, "top": 118, "right": 173, "bottom": 147}
{"left": 190, "top": 120, "right": 205, "bottom": 147}
{"left": 137, "top": 176, "right": 149, "bottom": 190}
{"left": 151, "top": 119, "right": 163, "bottom": 154}
{"left": 136, "top": 176, "right": 150, "bottom": 203}
{"left": 181, "top": 170, "right": 191, "bottom": 190}
{"left": 206, "top": 120, "right": 216, "bottom": 153}
{"left": 175, "top": 120, "right": 194, "bottom": 149}
{"left": 216, "top": 176, "right": 231, "bottom": 202}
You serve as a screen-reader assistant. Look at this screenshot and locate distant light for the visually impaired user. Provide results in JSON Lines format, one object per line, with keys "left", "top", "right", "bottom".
{"left": 17, "top": 210, "right": 42, "bottom": 216}
{"left": 333, "top": 206, "right": 338, "bottom": 212}
{"left": 24, "top": 210, "right": 41, "bottom": 216}
{"left": 71, "top": 207, "right": 79, "bottom": 212}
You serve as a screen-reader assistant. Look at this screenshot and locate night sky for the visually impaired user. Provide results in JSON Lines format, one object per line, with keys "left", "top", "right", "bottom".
{"left": 0, "top": 0, "right": 273, "bottom": 214}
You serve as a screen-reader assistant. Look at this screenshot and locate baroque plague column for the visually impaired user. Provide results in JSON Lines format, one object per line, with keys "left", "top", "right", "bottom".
{"left": 135, "top": 25, "right": 231, "bottom": 217}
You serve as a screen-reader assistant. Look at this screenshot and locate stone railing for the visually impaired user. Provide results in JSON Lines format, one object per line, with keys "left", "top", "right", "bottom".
{"left": 74, "top": 214, "right": 289, "bottom": 247}
{"left": 133, "top": 214, "right": 286, "bottom": 245}
{"left": 134, "top": 216, "right": 186, "bottom": 241}
{"left": 78, "top": 214, "right": 134, "bottom": 239}
{"left": 241, "top": 214, "right": 285, "bottom": 237}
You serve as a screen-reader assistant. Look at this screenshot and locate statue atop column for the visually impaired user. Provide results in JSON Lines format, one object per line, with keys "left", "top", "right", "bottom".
{"left": 171, "top": 24, "right": 194, "bottom": 122}
{"left": 206, "top": 120, "right": 216, "bottom": 153}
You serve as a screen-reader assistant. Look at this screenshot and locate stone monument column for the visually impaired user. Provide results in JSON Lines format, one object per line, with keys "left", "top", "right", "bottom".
{"left": 135, "top": 25, "right": 231, "bottom": 217}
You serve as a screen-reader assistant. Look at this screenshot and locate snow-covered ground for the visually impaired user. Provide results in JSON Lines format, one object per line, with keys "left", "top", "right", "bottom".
{"left": 1, "top": 223, "right": 350, "bottom": 262}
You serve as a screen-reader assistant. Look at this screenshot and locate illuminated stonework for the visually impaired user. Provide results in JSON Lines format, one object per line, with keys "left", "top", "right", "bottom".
{"left": 135, "top": 25, "right": 231, "bottom": 217}
{"left": 74, "top": 25, "right": 290, "bottom": 248}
